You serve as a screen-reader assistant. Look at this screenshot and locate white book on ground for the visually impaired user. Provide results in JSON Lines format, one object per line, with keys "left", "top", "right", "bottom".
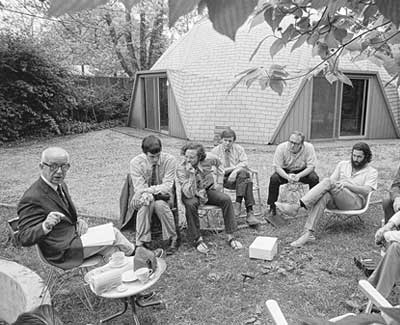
{"left": 81, "top": 222, "right": 115, "bottom": 247}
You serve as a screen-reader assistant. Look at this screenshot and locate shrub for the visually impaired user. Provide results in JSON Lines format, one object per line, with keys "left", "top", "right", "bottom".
{"left": 0, "top": 33, "right": 75, "bottom": 142}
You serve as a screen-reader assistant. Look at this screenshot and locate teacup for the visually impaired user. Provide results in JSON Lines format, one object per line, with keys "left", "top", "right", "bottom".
{"left": 135, "top": 267, "right": 153, "bottom": 283}
{"left": 109, "top": 251, "right": 125, "bottom": 267}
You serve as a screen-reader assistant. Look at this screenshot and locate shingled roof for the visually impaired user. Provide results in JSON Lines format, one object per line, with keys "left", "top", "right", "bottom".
{"left": 152, "top": 18, "right": 400, "bottom": 144}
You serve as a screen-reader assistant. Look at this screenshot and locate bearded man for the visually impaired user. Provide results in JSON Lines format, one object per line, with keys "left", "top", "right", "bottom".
{"left": 276, "top": 142, "right": 378, "bottom": 247}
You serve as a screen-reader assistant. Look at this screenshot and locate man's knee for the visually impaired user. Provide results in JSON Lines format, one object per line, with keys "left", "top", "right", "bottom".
{"left": 237, "top": 170, "right": 251, "bottom": 179}
{"left": 269, "top": 172, "right": 281, "bottom": 185}
{"left": 183, "top": 198, "right": 199, "bottom": 211}
{"left": 306, "top": 172, "right": 319, "bottom": 185}
{"left": 153, "top": 199, "right": 171, "bottom": 214}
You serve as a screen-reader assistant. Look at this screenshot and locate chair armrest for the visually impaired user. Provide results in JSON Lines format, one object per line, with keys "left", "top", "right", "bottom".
{"left": 358, "top": 280, "right": 392, "bottom": 309}
{"left": 265, "top": 300, "right": 288, "bottom": 325}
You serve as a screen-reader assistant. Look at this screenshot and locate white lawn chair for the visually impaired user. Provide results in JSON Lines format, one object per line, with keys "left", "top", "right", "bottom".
{"left": 324, "top": 191, "right": 374, "bottom": 228}
{"left": 265, "top": 279, "right": 394, "bottom": 324}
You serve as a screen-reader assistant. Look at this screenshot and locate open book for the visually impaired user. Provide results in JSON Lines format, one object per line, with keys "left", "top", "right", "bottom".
{"left": 81, "top": 222, "right": 116, "bottom": 247}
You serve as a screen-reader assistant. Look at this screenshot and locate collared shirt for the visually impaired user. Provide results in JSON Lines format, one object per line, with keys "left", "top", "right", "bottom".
{"left": 176, "top": 152, "right": 223, "bottom": 199}
{"left": 211, "top": 143, "right": 248, "bottom": 170}
{"left": 272, "top": 141, "right": 317, "bottom": 172}
{"left": 330, "top": 160, "right": 378, "bottom": 190}
{"left": 41, "top": 175, "right": 58, "bottom": 192}
{"left": 130, "top": 152, "right": 176, "bottom": 195}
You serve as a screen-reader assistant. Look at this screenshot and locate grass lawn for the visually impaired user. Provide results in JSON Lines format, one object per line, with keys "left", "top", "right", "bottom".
{"left": 1, "top": 129, "right": 400, "bottom": 324}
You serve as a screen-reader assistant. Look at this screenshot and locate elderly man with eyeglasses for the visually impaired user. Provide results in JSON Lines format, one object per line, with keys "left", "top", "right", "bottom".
{"left": 17, "top": 147, "right": 162, "bottom": 270}
{"left": 267, "top": 131, "right": 320, "bottom": 218}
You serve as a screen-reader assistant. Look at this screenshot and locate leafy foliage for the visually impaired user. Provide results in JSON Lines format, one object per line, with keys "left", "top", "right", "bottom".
{"left": 46, "top": 0, "right": 400, "bottom": 94}
{"left": 0, "top": 33, "right": 75, "bottom": 142}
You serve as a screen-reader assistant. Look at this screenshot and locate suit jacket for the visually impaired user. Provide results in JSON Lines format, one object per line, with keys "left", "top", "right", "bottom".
{"left": 17, "top": 177, "right": 83, "bottom": 270}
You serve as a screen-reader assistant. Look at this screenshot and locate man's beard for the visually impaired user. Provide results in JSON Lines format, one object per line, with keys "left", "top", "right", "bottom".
{"left": 351, "top": 157, "right": 368, "bottom": 169}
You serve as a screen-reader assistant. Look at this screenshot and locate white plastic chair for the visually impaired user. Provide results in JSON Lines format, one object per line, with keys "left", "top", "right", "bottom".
{"left": 324, "top": 191, "right": 374, "bottom": 227}
{"left": 265, "top": 279, "right": 390, "bottom": 324}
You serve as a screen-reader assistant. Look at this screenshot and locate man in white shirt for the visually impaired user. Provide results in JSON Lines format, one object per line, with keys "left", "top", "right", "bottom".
{"left": 211, "top": 128, "right": 261, "bottom": 226}
{"left": 276, "top": 142, "right": 378, "bottom": 247}
{"left": 267, "top": 131, "right": 319, "bottom": 216}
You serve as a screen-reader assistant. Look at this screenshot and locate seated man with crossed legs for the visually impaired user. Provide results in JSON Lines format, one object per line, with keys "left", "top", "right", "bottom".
{"left": 276, "top": 142, "right": 377, "bottom": 247}
{"left": 211, "top": 128, "right": 261, "bottom": 226}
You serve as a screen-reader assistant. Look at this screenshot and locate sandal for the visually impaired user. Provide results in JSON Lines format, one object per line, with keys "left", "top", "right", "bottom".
{"left": 195, "top": 238, "right": 209, "bottom": 254}
{"left": 228, "top": 238, "right": 243, "bottom": 250}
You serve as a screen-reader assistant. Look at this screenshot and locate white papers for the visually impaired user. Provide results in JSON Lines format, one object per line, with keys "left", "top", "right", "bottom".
{"left": 81, "top": 222, "right": 115, "bottom": 247}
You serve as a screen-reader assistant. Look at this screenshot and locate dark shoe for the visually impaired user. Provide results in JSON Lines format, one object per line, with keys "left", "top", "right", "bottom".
{"left": 166, "top": 239, "right": 179, "bottom": 256}
{"left": 153, "top": 248, "right": 165, "bottom": 259}
{"left": 246, "top": 211, "right": 261, "bottom": 226}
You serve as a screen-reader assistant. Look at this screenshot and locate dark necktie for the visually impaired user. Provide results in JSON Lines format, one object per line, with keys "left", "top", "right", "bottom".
{"left": 150, "top": 164, "right": 158, "bottom": 186}
{"left": 224, "top": 149, "right": 231, "bottom": 168}
{"left": 57, "top": 186, "right": 68, "bottom": 206}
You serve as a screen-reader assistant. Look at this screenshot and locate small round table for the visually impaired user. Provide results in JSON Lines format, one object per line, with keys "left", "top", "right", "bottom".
{"left": 89, "top": 258, "right": 166, "bottom": 324}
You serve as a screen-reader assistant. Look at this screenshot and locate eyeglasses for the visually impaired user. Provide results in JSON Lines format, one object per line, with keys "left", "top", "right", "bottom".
{"left": 42, "top": 162, "right": 70, "bottom": 172}
{"left": 289, "top": 140, "right": 302, "bottom": 146}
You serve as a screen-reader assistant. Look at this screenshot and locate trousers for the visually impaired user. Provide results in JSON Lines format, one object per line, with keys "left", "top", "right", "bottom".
{"left": 267, "top": 169, "right": 319, "bottom": 208}
{"left": 135, "top": 200, "right": 177, "bottom": 246}
{"left": 224, "top": 169, "right": 255, "bottom": 208}
{"left": 82, "top": 227, "right": 135, "bottom": 260}
{"left": 301, "top": 178, "right": 364, "bottom": 231}
{"left": 369, "top": 242, "right": 400, "bottom": 298}
{"left": 182, "top": 189, "right": 237, "bottom": 245}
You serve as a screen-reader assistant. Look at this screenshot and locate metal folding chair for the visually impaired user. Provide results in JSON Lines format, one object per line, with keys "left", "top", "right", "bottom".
{"left": 36, "top": 245, "right": 102, "bottom": 310}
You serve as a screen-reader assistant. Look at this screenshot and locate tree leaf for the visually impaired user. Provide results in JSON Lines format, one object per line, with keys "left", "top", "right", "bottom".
{"left": 269, "top": 78, "right": 284, "bottom": 95}
{"left": 168, "top": 0, "right": 201, "bottom": 28}
{"left": 48, "top": 0, "right": 109, "bottom": 17}
{"left": 250, "top": 10, "right": 266, "bottom": 29}
{"left": 281, "top": 24, "right": 298, "bottom": 43}
{"left": 205, "top": 0, "right": 258, "bottom": 40}
{"left": 270, "top": 38, "right": 285, "bottom": 58}
{"left": 250, "top": 35, "right": 274, "bottom": 61}
{"left": 362, "top": 5, "right": 378, "bottom": 25}
{"left": 291, "top": 34, "right": 308, "bottom": 52}
{"left": 325, "top": 72, "right": 337, "bottom": 84}
{"left": 336, "top": 72, "right": 353, "bottom": 86}
{"left": 325, "top": 31, "right": 339, "bottom": 48}
{"left": 375, "top": 0, "right": 400, "bottom": 27}
{"left": 333, "top": 27, "right": 347, "bottom": 44}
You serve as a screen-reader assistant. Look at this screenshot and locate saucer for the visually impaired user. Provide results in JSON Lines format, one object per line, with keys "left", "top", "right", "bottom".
{"left": 122, "top": 270, "right": 137, "bottom": 282}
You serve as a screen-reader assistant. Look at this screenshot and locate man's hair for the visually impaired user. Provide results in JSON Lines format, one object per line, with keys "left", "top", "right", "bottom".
{"left": 221, "top": 128, "right": 236, "bottom": 141}
{"left": 141, "top": 135, "right": 162, "bottom": 154}
{"left": 352, "top": 142, "right": 372, "bottom": 163}
{"left": 12, "top": 304, "right": 63, "bottom": 325}
{"left": 41, "top": 147, "right": 69, "bottom": 163}
{"left": 290, "top": 131, "right": 305, "bottom": 143}
{"left": 180, "top": 142, "right": 207, "bottom": 162}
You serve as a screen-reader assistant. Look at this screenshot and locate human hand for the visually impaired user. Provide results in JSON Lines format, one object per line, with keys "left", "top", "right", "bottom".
{"left": 375, "top": 227, "right": 386, "bottom": 245}
{"left": 288, "top": 174, "right": 296, "bottom": 182}
{"left": 394, "top": 197, "right": 400, "bottom": 212}
{"left": 43, "top": 212, "right": 64, "bottom": 231}
{"left": 76, "top": 219, "right": 88, "bottom": 236}
{"left": 215, "top": 184, "right": 224, "bottom": 192}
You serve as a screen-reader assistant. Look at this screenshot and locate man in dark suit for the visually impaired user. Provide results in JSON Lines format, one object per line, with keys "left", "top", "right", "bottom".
{"left": 17, "top": 147, "right": 160, "bottom": 270}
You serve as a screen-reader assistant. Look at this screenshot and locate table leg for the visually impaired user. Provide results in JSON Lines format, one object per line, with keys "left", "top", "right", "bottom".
{"left": 99, "top": 298, "right": 129, "bottom": 323}
{"left": 129, "top": 296, "right": 140, "bottom": 325}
